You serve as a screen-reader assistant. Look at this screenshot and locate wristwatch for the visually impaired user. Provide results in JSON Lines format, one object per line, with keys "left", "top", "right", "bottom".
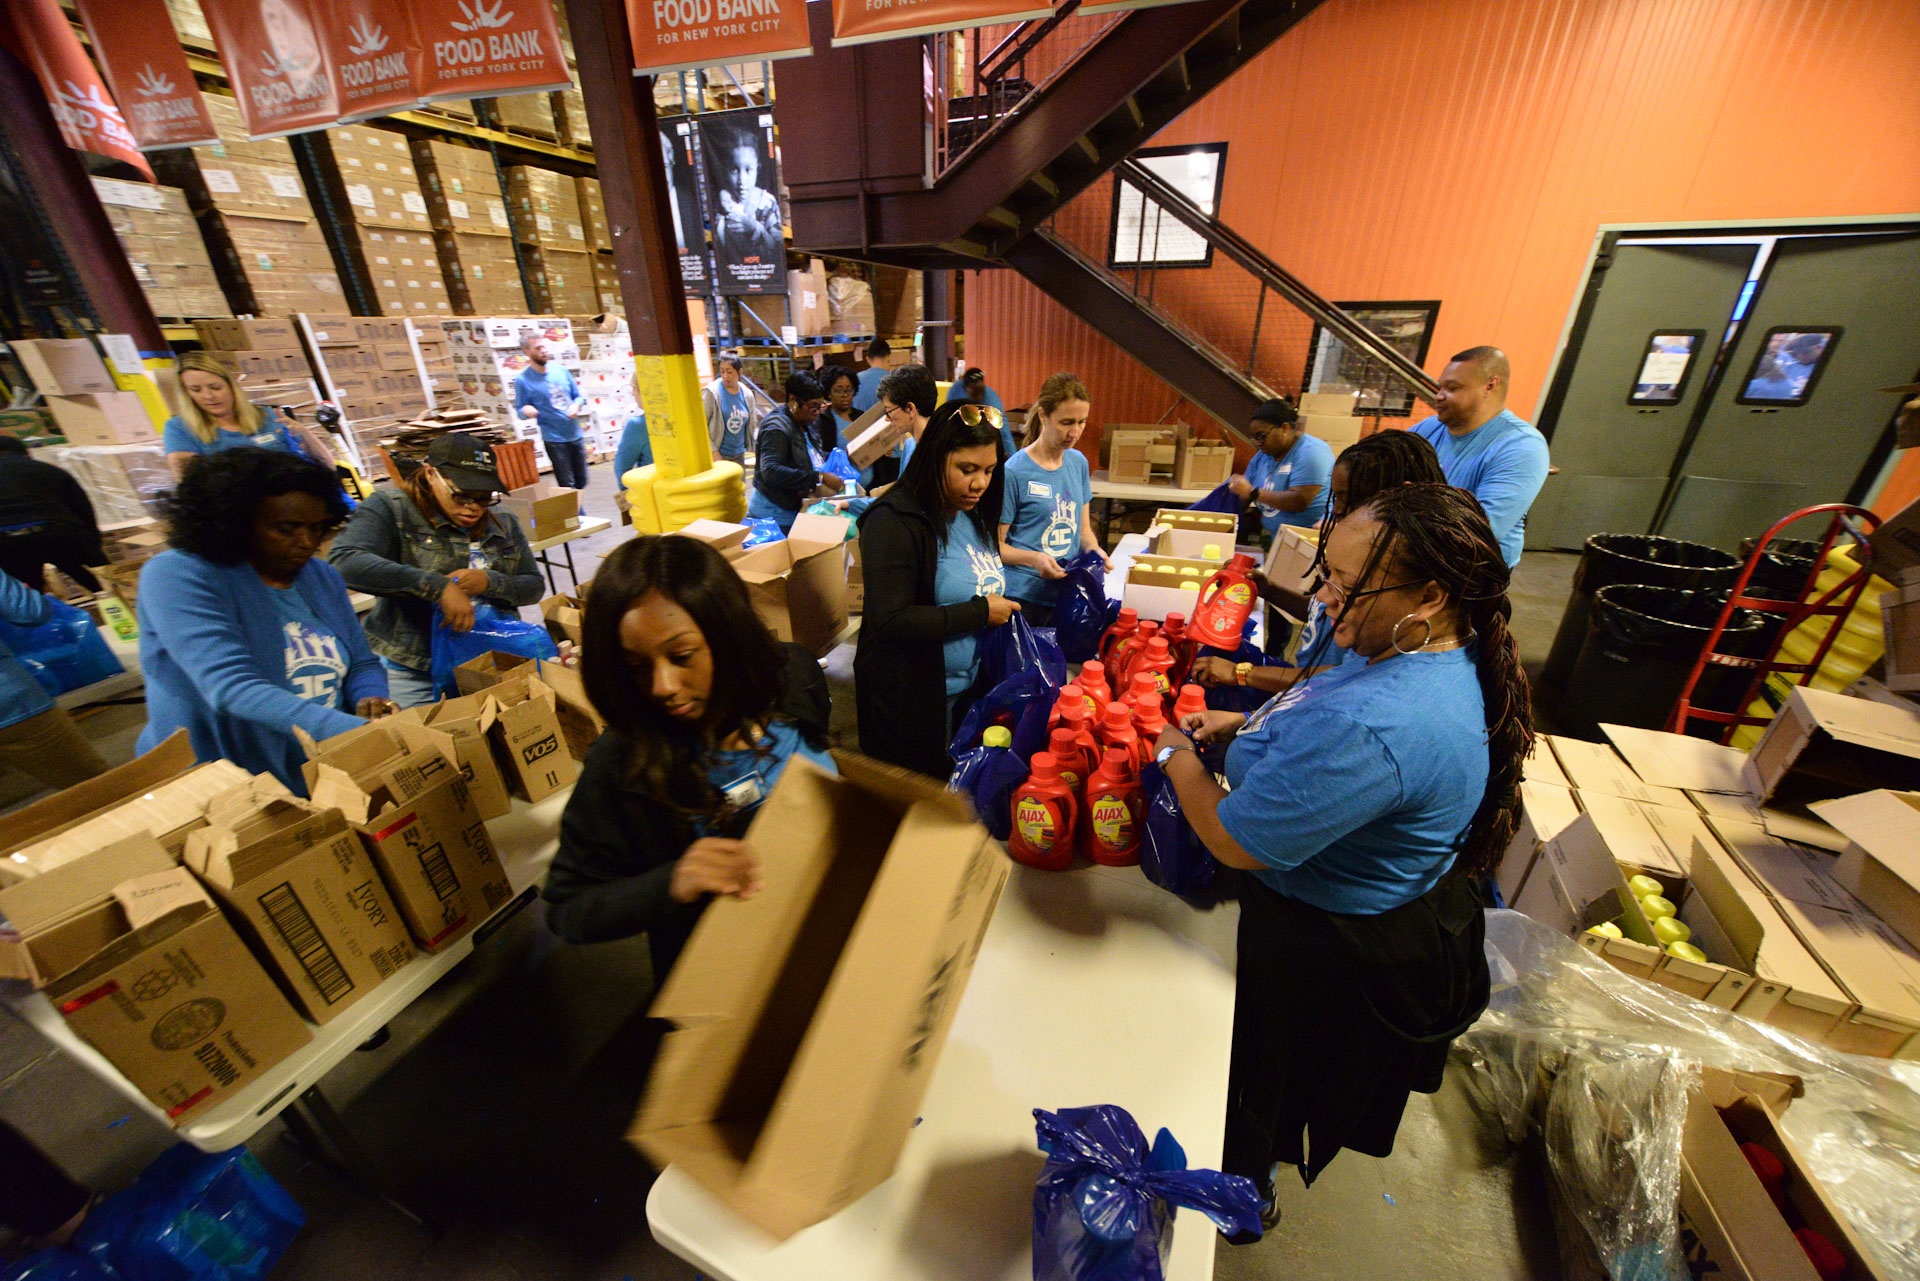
{"left": 1235, "top": 661, "right": 1253, "bottom": 686}
{"left": 1155, "top": 742, "right": 1196, "bottom": 767}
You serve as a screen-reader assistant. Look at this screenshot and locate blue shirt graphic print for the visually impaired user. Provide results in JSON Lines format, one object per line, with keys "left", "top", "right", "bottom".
{"left": 999, "top": 449, "right": 1091, "bottom": 605}
{"left": 935, "top": 514, "right": 1005, "bottom": 696}
{"left": 268, "top": 585, "right": 349, "bottom": 710}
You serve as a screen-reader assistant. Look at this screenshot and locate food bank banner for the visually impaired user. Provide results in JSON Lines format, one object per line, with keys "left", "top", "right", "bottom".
{"left": 626, "top": 0, "right": 812, "bottom": 79}
{"left": 330, "top": 0, "right": 424, "bottom": 121}
{"left": 74, "top": 0, "right": 218, "bottom": 150}
{"left": 15, "top": 0, "right": 155, "bottom": 177}
{"left": 201, "top": 0, "right": 341, "bottom": 138}
{"left": 410, "top": 0, "right": 571, "bottom": 101}
{"left": 829, "top": 0, "right": 1052, "bottom": 47}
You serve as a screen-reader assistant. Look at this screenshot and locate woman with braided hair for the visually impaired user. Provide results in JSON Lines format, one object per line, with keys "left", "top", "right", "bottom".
{"left": 1151, "top": 481, "right": 1530, "bottom": 1236}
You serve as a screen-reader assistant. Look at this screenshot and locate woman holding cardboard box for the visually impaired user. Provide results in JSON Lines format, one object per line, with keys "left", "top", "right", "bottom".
{"left": 854, "top": 401, "right": 1020, "bottom": 779}
{"left": 1152, "top": 483, "right": 1524, "bottom": 1232}
{"left": 328, "top": 433, "right": 543, "bottom": 708}
{"left": 138, "top": 449, "right": 396, "bottom": 793}
{"left": 542, "top": 536, "right": 832, "bottom": 982}
{"left": 997, "top": 372, "right": 1109, "bottom": 625}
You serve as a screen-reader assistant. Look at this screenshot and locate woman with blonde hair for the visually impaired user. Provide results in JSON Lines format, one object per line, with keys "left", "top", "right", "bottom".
{"left": 996, "top": 372, "right": 1108, "bottom": 624}
{"left": 162, "top": 351, "right": 336, "bottom": 479}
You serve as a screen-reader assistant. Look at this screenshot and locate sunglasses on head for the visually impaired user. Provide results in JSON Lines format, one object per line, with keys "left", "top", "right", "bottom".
{"left": 954, "top": 402, "right": 1004, "bottom": 428}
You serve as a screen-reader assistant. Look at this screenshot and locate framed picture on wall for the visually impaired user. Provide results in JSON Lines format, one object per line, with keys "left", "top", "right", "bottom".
{"left": 1627, "top": 329, "right": 1707, "bottom": 406}
{"left": 1303, "top": 301, "right": 1441, "bottom": 418}
{"left": 1735, "top": 326, "right": 1842, "bottom": 407}
{"left": 1108, "top": 143, "right": 1227, "bottom": 270}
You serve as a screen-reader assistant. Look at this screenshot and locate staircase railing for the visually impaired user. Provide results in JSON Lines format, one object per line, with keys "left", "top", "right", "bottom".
{"left": 928, "top": 2, "right": 1125, "bottom": 174}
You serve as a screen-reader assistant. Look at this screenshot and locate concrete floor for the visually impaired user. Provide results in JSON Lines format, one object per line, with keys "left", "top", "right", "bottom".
{"left": 0, "top": 459, "right": 1585, "bottom": 1280}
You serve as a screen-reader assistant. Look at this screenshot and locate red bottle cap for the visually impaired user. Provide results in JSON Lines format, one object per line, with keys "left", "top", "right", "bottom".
{"left": 1048, "top": 728, "right": 1079, "bottom": 757}
{"left": 1229, "top": 553, "right": 1255, "bottom": 571}
{"left": 1174, "top": 683, "right": 1207, "bottom": 717}
{"left": 1060, "top": 700, "right": 1089, "bottom": 728}
{"left": 1028, "top": 751, "right": 1061, "bottom": 781}
{"left": 1144, "top": 636, "right": 1171, "bottom": 659}
{"left": 1101, "top": 702, "right": 1136, "bottom": 738}
{"left": 1081, "top": 659, "right": 1107, "bottom": 683}
{"left": 1115, "top": 607, "right": 1137, "bottom": 628}
{"left": 1128, "top": 671, "right": 1160, "bottom": 701}
{"left": 1131, "top": 694, "right": 1166, "bottom": 728}
{"left": 1164, "top": 611, "right": 1185, "bottom": 630}
{"left": 1099, "top": 745, "right": 1133, "bottom": 773}
{"left": 1794, "top": 1228, "right": 1847, "bottom": 1281}
{"left": 1137, "top": 621, "right": 1160, "bottom": 638}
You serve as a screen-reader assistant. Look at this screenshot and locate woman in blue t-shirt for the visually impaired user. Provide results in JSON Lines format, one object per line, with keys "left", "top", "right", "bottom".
{"left": 162, "top": 352, "right": 336, "bottom": 480}
{"left": 1153, "top": 483, "right": 1526, "bottom": 1234}
{"left": 137, "top": 449, "right": 395, "bottom": 793}
{"left": 543, "top": 534, "right": 834, "bottom": 983}
{"left": 996, "top": 372, "right": 1111, "bottom": 625}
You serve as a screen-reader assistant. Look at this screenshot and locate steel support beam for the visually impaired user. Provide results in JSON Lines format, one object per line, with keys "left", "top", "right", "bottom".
{"left": 922, "top": 270, "right": 954, "bottom": 378}
{"left": 0, "top": 44, "right": 163, "bottom": 348}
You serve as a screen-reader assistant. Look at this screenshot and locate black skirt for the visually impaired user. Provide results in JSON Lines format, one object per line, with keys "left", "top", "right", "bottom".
{"left": 1223, "top": 869, "right": 1489, "bottom": 1188}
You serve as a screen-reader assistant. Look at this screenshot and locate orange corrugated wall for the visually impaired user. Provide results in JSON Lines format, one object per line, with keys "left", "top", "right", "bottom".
{"left": 965, "top": 0, "right": 1920, "bottom": 507}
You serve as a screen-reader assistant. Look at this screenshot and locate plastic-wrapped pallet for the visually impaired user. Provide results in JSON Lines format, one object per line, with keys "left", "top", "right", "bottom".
{"left": 51, "top": 445, "right": 172, "bottom": 524}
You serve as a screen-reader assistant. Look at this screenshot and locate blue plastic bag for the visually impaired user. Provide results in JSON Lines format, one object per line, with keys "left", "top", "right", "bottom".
{"left": 0, "top": 596, "right": 124, "bottom": 696}
{"left": 1137, "top": 762, "right": 1214, "bottom": 899}
{"left": 1054, "top": 549, "right": 1120, "bottom": 663}
{"left": 429, "top": 602, "right": 560, "bottom": 697}
{"left": 72, "top": 1145, "right": 305, "bottom": 1281}
{"left": 1033, "top": 1105, "right": 1265, "bottom": 1281}
{"left": 742, "top": 518, "right": 787, "bottom": 547}
{"left": 979, "top": 613, "right": 1067, "bottom": 692}
{"left": 948, "top": 663, "right": 1060, "bottom": 840}
{"left": 948, "top": 734, "right": 1024, "bottom": 837}
{"left": 821, "top": 446, "right": 861, "bottom": 483}
{"left": 1185, "top": 482, "right": 1244, "bottom": 515}
{"left": 0, "top": 1252, "right": 113, "bottom": 1281}
{"left": 1194, "top": 637, "right": 1285, "bottom": 716}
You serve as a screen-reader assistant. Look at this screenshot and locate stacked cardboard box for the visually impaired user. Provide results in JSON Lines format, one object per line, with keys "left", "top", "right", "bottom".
{"left": 14, "top": 340, "right": 156, "bottom": 450}
{"left": 1298, "top": 390, "right": 1363, "bottom": 452}
{"left": 487, "top": 93, "right": 559, "bottom": 140}
{"left": 441, "top": 316, "right": 582, "bottom": 468}
{"left": 505, "top": 167, "right": 593, "bottom": 314}
{"left": 575, "top": 177, "right": 612, "bottom": 254}
{"left": 304, "top": 314, "right": 431, "bottom": 459}
{"left": 184, "top": 95, "right": 346, "bottom": 318}
{"left": 555, "top": 87, "right": 592, "bottom": 151}
{"left": 91, "top": 178, "right": 229, "bottom": 320}
{"left": 410, "top": 140, "right": 525, "bottom": 316}
{"left": 576, "top": 334, "right": 637, "bottom": 454}
{"left": 329, "top": 125, "right": 453, "bottom": 320}
{"left": 1104, "top": 423, "right": 1186, "bottom": 484}
{"left": 190, "top": 319, "right": 316, "bottom": 421}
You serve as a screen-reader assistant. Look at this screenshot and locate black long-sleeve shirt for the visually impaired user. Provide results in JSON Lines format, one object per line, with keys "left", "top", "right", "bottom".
{"left": 0, "top": 455, "right": 104, "bottom": 591}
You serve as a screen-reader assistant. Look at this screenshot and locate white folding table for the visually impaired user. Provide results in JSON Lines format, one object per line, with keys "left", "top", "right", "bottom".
{"left": 646, "top": 861, "right": 1240, "bottom": 1281}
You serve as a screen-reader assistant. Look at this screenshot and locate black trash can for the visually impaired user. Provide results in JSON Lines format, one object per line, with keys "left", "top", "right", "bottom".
{"left": 1738, "top": 537, "right": 1821, "bottom": 602}
{"left": 1543, "top": 535, "right": 1742, "bottom": 688}
{"left": 1557, "top": 585, "right": 1769, "bottom": 740}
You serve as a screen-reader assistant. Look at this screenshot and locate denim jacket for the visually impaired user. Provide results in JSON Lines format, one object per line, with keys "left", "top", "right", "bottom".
{"left": 327, "top": 487, "right": 544, "bottom": 672}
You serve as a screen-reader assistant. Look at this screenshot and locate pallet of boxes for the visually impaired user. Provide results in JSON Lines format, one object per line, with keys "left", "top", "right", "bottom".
{"left": 1499, "top": 702, "right": 1920, "bottom": 1061}
{"left": 327, "top": 125, "right": 454, "bottom": 323}
{"left": 574, "top": 326, "right": 637, "bottom": 462}
{"left": 299, "top": 315, "right": 429, "bottom": 465}
{"left": 88, "top": 177, "right": 230, "bottom": 323}
{"left": 1104, "top": 423, "right": 1235, "bottom": 490}
{"left": 503, "top": 167, "right": 597, "bottom": 316}
{"left": 442, "top": 316, "right": 581, "bottom": 473}
{"left": 410, "top": 140, "right": 527, "bottom": 316}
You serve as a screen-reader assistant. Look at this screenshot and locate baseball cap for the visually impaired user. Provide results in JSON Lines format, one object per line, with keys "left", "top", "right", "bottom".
{"left": 1251, "top": 398, "right": 1297, "bottom": 427}
{"left": 425, "top": 433, "right": 502, "bottom": 494}
{"left": 962, "top": 368, "right": 986, "bottom": 384}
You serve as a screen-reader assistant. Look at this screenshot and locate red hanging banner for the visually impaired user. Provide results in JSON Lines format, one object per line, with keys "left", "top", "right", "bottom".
{"left": 201, "top": 0, "right": 341, "bottom": 139}
{"left": 828, "top": 0, "right": 1051, "bottom": 48}
{"left": 408, "top": 0, "right": 571, "bottom": 102}
{"left": 13, "top": 0, "right": 155, "bottom": 178}
{"left": 625, "top": 0, "right": 812, "bottom": 79}
{"left": 329, "top": 0, "right": 424, "bottom": 120}
{"left": 74, "top": 0, "right": 218, "bottom": 151}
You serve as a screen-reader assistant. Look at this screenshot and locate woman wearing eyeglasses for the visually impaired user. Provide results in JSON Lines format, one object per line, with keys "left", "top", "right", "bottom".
{"left": 138, "top": 449, "right": 394, "bottom": 793}
{"left": 1152, "top": 483, "right": 1522, "bottom": 1235}
{"left": 328, "top": 433, "right": 543, "bottom": 707}
{"left": 855, "top": 400, "right": 1020, "bottom": 778}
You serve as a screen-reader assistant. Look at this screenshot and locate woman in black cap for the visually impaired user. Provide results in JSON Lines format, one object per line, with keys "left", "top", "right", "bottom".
{"left": 328, "top": 433, "right": 544, "bottom": 706}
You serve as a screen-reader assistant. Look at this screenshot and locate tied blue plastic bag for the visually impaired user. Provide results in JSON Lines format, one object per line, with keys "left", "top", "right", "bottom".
{"left": 742, "top": 518, "right": 787, "bottom": 548}
{"left": 948, "top": 665, "right": 1058, "bottom": 840}
{"left": 1137, "top": 762, "right": 1214, "bottom": 900}
{"left": 429, "top": 601, "right": 559, "bottom": 697}
{"left": 0, "top": 596, "right": 123, "bottom": 696}
{"left": 72, "top": 1145, "right": 304, "bottom": 1281}
{"left": 1033, "top": 1105, "right": 1265, "bottom": 1281}
{"left": 979, "top": 613, "right": 1067, "bottom": 692}
{"left": 1054, "top": 548, "right": 1120, "bottom": 662}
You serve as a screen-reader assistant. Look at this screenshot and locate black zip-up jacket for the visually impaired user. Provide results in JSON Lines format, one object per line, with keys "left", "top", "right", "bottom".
{"left": 540, "top": 644, "right": 829, "bottom": 981}
{"left": 753, "top": 407, "right": 826, "bottom": 512}
{"left": 853, "top": 486, "right": 990, "bottom": 779}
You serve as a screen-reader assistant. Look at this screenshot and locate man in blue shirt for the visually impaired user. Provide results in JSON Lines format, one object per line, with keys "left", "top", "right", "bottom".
{"left": 852, "top": 339, "right": 890, "bottom": 413}
{"left": 1410, "top": 346, "right": 1550, "bottom": 567}
{"left": 514, "top": 336, "right": 588, "bottom": 490}
{"left": 1231, "top": 399, "right": 1333, "bottom": 536}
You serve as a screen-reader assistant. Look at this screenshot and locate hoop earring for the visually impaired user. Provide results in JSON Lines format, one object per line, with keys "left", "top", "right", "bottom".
{"left": 1390, "top": 613, "right": 1432, "bottom": 655}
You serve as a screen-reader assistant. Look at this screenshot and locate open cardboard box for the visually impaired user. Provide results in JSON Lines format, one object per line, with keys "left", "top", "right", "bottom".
{"left": 844, "top": 403, "right": 904, "bottom": 470}
{"left": 1261, "top": 525, "right": 1321, "bottom": 603}
{"left": 1121, "top": 552, "right": 1218, "bottom": 622}
{"left": 303, "top": 722, "right": 512, "bottom": 952}
{"left": 1744, "top": 685, "right": 1920, "bottom": 808}
{"left": 1545, "top": 735, "right": 1690, "bottom": 809}
{"left": 631, "top": 752, "right": 1006, "bottom": 1240}
{"left": 1496, "top": 781, "right": 1582, "bottom": 905}
{"left": 1147, "top": 509, "right": 1237, "bottom": 561}
{"left": 1811, "top": 789, "right": 1920, "bottom": 949}
{"left": 684, "top": 513, "right": 851, "bottom": 655}
{"left": 532, "top": 658, "right": 605, "bottom": 762}
{"left": 186, "top": 781, "right": 416, "bottom": 1023}
{"left": 486, "top": 675, "right": 578, "bottom": 801}
{"left": 1, "top": 834, "right": 311, "bottom": 1121}
{"left": 539, "top": 590, "right": 586, "bottom": 647}
{"left": 401, "top": 691, "right": 513, "bottom": 820}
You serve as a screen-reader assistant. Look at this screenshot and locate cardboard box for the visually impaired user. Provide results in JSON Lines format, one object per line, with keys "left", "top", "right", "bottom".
{"left": 1496, "top": 780, "right": 1581, "bottom": 904}
{"left": 844, "top": 403, "right": 903, "bottom": 470}
{"left": 45, "top": 393, "right": 154, "bottom": 447}
{"left": 1148, "top": 509, "right": 1237, "bottom": 561}
{"left": 1175, "top": 442, "right": 1235, "bottom": 490}
{"left": 685, "top": 514, "right": 852, "bottom": 656}
{"left": 487, "top": 676, "right": 578, "bottom": 802}
{"left": 532, "top": 659, "right": 605, "bottom": 762}
{"left": 192, "top": 318, "right": 300, "bottom": 351}
{"left": 1299, "top": 412, "right": 1362, "bottom": 452}
{"left": 1546, "top": 735, "right": 1691, "bottom": 809}
{"left": 185, "top": 784, "right": 416, "bottom": 1023}
{"left": 1105, "top": 425, "right": 1185, "bottom": 484}
{"left": 501, "top": 481, "right": 581, "bottom": 542}
{"left": 1881, "top": 582, "right": 1920, "bottom": 692}
{"left": 1744, "top": 685, "right": 1920, "bottom": 807}
{"left": 403, "top": 692, "right": 513, "bottom": 821}
{"left": 12, "top": 339, "right": 117, "bottom": 395}
{"left": 631, "top": 752, "right": 1006, "bottom": 1239}
{"left": 452, "top": 649, "right": 538, "bottom": 697}
{"left": 1868, "top": 492, "right": 1920, "bottom": 579}
{"left": 539, "top": 592, "right": 585, "bottom": 647}
{"left": 1119, "top": 552, "right": 1217, "bottom": 622}
{"left": 304, "top": 724, "right": 512, "bottom": 952}
{"left": 1811, "top": 789, "right": 1920, "bottom": 949}
{"left": 9, "top": 834, "right": 310, "bottom": 1121}
{"left": 1298, "top": 391, "right": 1360, "bottom": 417}
{"left": 1261, "top": 525, "right": 1321, "bottom": 604}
